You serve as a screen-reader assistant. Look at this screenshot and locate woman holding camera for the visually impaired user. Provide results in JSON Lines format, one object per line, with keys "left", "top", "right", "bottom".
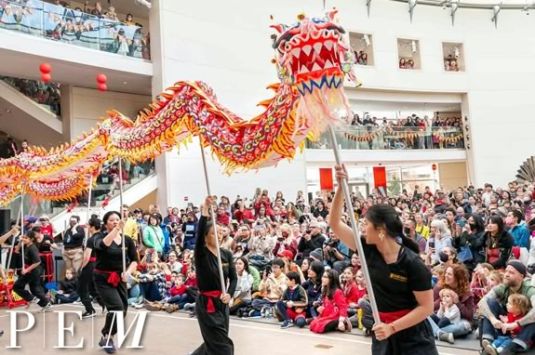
{"left": 329, "top": 164, "right": 437, "bottom": 355}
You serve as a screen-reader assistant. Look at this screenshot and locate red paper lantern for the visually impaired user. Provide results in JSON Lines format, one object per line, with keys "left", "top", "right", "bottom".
{"left": 97, "top": 83, "right": 107, "bottom": 92}
{"left": 41, "top": 73, "right": 52, "bottom": 83}
{"left": 39, "top": 63, "right": 51, "bottom": 74}
{"left": 432, "top": 163, "right": 437, "bottom": 171}
{"left": 96, "top": 74, "right": 107, "bottom": 84}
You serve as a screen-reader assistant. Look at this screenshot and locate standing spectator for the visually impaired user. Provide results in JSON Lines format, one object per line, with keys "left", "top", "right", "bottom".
{"left": 182, "top": 211, "right": 197, "bottom": 250}
{"left": 143, "top": 214, "right": 164, "bottom": 256}
{"left": 62, "top": 215, "right": 85, "bottom": 274}
{"left": 39, "top": 215, "right": 54, "bottom": 239}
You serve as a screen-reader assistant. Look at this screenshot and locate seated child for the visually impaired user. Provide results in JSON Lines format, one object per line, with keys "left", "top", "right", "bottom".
{"left": 484, "top": 294, "right": 531, "bottom": 355}
{"left": 51, "top": 268, "right": 79, "bottom": 304}
{"left": 275, "top": 271, "right": 308, "bottom": 328}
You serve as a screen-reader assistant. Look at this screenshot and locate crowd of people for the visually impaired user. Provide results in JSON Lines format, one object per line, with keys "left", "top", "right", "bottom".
{"left": 0, "top": 0, "right": 150, "bottom": 59}
{"left": 4, "top": 177, "right": 535, "bottom": 354}
{"left": 1, "top": 76, "right": 61, "bottom": 115}
{"left": 399, "top": 57, "right": 416, "bottom": 69}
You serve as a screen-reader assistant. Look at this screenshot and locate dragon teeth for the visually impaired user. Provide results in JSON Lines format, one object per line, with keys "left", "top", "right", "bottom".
{"left": 325, "top": 59, "right": 334, "bottom": 68}
{"left": 302, "top": 45, "right": 312, "bottom": 56}
{"left": 291, "top": 48, "right": 300, "bottom": 59}
{"left": 313, "top": 42, "right": 322, "bottom": 53}
{"left": 324, "top": 40, "right": 333, "bottom": 51}
{"left": 312, "top": 63, "right": 322, "bottom": 72}
{"left": 300, "top": 64, "right": 309, "bottom": 73}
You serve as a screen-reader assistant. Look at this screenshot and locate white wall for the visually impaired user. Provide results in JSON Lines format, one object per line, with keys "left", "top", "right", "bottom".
{"left": 64, "top": 86, "right": 151, "bottom": 140}
{"left": 151, "top": 0, "right": 535, "bottom": 206}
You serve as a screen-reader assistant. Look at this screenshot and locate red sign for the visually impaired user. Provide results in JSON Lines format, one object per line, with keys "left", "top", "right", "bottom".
{"left": 373, "top": 166, "right": 387, "bottom": 189}
{"left": 319, "top": 168, "right": 334, "bottom": 191}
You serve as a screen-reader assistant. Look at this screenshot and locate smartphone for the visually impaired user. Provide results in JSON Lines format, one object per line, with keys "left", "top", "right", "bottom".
{"left": 429, "top": 241, "right": 435, "bottom": 249}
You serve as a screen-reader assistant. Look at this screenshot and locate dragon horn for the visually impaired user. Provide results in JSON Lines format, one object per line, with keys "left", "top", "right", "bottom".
{"left": 270, "top": 24, "right": 285, "bottom": 34}
{"left": 327, "top": 8, "right": 338, "bottom": 21}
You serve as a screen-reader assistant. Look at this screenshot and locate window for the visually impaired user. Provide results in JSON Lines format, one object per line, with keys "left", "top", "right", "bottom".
{"left": 397, "top": 38, "right": 421, "bottom": 70}
{"left": 442, "top": 42, "right": 465, "bottom": 72}
{"left": 349, "top": 32, "right": 374, "bottom": 66}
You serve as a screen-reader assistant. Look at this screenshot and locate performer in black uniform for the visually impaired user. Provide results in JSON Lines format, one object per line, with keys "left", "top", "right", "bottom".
{"left": 93, "top": 211, "right": 138, "bottom": 354}
{"left": 12, "top": 230, "right": 51, "bottom": 310}
{"left": 191, "top": 196, "right": 237, "bottom": 355}
{"left": 329, "top": 165, "right": 438, "bottom": 355}
{"left": 78, "top": 217, "right": 104, "bottom": 318}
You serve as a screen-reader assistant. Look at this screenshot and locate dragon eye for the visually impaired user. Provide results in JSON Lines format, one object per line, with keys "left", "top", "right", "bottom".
{"left": 312, "top": 17, "right": 323, "bottom": 24}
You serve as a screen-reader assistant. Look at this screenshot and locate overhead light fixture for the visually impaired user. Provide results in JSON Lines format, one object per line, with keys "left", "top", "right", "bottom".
{"left": 450, "top": 0, "right": 459, "bottom": 26}
{"left": 134, "top": 0, "right": 151, "bottom": 9}
{"left": 363, "top": 34, "right": 370, "bottom": 47}
{"left": 491, "top": 4, "right": 501, "bottom": 28}
{"left": 408, "top": 0, "right": 417, "bottom": 23}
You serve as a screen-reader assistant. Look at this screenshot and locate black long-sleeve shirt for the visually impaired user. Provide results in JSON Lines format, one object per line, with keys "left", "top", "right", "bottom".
{"left": 194, "top": 216, "right": 237, "bottom": 295}
{"left": 298, "top": 233, "right": 326, "bottom": 257}
{"left": 94, "top": 231, "right": 138, "bottom": 273}
{"left": 63, "top": 225, "right": 85, "bottom": 249}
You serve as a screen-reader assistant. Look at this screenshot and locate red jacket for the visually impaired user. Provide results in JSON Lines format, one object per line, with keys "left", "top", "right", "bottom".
{"left": 170, "top": 284, "right": 187, "bottom": 297}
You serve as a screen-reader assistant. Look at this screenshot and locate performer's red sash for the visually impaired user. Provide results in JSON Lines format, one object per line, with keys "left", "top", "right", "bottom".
{"left": 94, "top": 269, "right": 121, "bottom": 287}
{"left": 379, "top": 309, "right": 411, "bottom": 323}
{"left": 200, "top": 290, "right": 222, "bottom": 313}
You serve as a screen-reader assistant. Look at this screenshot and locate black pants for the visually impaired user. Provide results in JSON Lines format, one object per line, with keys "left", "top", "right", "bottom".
{"left": 78, "top": 263, "right": 103, "bottom": 313}
{"left": 192, "top": 294, "right": 234, "bottom": 355}
{"left": 371, "top": 319, "right": 438, "bottom": 355}
{"left": 94, "top": 273, "right": 127, "bottom": 336}
{"left": 13, "top": 267, "right": 48, "bottom": 307}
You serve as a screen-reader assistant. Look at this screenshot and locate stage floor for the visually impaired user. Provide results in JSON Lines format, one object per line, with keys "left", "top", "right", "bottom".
{"left": 1, "top": 303, "right": 480, "bottom": 354}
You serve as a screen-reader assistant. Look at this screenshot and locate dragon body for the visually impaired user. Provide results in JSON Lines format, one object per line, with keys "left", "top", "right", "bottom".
{"left": 0, "top": 9, "right": 357, "bottom": 206}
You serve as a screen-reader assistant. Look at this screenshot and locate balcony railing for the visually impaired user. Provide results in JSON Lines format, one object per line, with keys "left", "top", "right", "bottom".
{"left": 1, "top": 75, "right": 61, "bottom": 117}
{"left": 0, "top": 0, "right": 150, "bottom": 59}
{"left": 306, "top": 126, "right": 465, "bottom": 150}
{"left": 5, "top": 159, "right": 155, "bottom": 220}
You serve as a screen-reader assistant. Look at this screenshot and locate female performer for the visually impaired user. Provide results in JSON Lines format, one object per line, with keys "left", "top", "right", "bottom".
{"left": 78, "top": 216, "right": 104, "bottom": 318}
{"left": 12, "top": 230, "right": 51, "bottom": 310}
{"left": 329, "top": 164, "right": 438, "bottom": 355}
{"left": 93, "top": 211, "right": 138, "bottom": 354}
{"left": 191, "top": 196, "right": 237, "bottom": 355}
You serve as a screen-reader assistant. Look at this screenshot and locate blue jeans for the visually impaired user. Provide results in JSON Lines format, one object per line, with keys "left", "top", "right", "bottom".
{"left": 168, "top": 294, "right": 189, "bottom": 307}
{"left": 480, "top": 298, "right": 535, "bottom": 351}
{"left": 493, "top": 336, "right": 513, "bottom": 351}
{"left": 428, "top": 316, "right": 471, "bottom": 338}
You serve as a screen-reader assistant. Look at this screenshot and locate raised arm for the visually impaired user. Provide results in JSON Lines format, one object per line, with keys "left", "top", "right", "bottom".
{"left": 328, "top": 165, "right": 357, "bottom": 251}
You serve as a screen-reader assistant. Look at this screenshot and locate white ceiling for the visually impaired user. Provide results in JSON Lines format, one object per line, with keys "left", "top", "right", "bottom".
{"left": 0, "top": 48, "right": 152, "bottom": 96}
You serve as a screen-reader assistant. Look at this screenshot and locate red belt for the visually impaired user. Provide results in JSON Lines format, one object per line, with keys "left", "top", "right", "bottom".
{"left": 89, "top": 257, "right": 96, "bottom": 263}
{"left": 379, "top": 309, "right": 411, "bottom": 324}
{"left": 94, "top": 269, "right": 121, "bottom": 287}
{"left": 200, "top": 290, "right": 222, "bottom": 313}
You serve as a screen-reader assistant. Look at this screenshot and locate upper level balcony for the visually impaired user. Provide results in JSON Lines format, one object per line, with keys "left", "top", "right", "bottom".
{"left": 305, "top": 120, "right": 468, "bottom": 166}
{"left": 0, "top": 0, "right": 149, "bottom": 59}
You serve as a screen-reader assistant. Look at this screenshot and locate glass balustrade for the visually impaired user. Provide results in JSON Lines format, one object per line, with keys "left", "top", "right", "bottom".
{"left": 0, "top": 0, "right": 150, "bottom": 59}
{"left": 306, "top": 126, "right": 465, "bottom": 150}
{"left": 4, "top": 159, "right": 155, "bottom": 221}
{"left": 1, "top": 75, "right": 61, "bottom": 117}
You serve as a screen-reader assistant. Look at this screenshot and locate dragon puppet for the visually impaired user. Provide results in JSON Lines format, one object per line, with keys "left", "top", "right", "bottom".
{"left": 0, "top": 9, "right": 358, "bottom": 206}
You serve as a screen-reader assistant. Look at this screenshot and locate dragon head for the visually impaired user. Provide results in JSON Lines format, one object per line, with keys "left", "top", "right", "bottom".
{"left": 271, "top": 9, "right": 356, "bottom": 130}
{"left": 271, "top": 9, "right": 357, "bottom": 94}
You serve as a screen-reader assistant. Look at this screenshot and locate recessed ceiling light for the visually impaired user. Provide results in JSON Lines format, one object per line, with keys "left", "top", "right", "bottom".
{"left": 123, "top": 81, "right": 128, "bottom": 85}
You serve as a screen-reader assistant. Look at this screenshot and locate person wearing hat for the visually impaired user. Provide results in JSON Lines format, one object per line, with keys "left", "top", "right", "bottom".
{"left": 479, "top": 260, "right": 535, "bottom": 354}
{"left": 297, "top": 221, "right": 326, "bottom": 259}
